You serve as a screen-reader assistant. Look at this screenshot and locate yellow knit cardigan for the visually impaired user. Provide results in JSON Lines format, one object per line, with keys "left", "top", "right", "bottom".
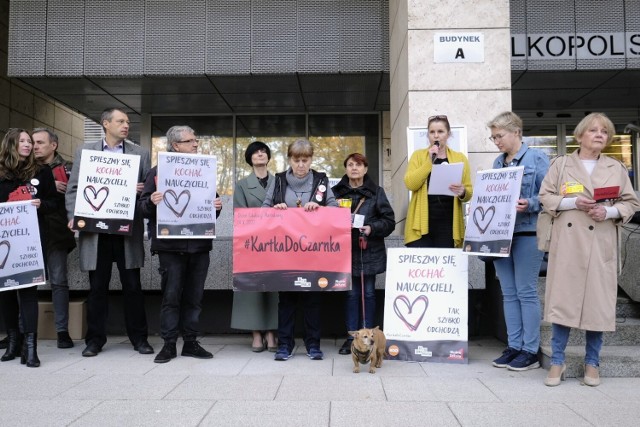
{"left": 403, "top": 147, "right": 473, "bottom": 246}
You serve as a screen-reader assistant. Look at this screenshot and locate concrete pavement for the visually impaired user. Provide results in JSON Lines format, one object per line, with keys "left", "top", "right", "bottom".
{"left": 0, "top": 336, "right": 639, "bottom": 426}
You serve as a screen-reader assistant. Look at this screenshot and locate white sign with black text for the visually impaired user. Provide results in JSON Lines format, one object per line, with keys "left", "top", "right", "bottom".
{"left": 0, "top": 201, "right": 46, "bottom": 292}
{"left": 462, "top": 166, "right": 524, "bottom": 257}
{"left": 383, "top": 248, "right": 468, "bottom": 364}
{"left": 434, "top": 32, "right": 484, "bottom": 63}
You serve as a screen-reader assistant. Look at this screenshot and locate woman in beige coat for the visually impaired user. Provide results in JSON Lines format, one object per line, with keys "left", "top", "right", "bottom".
{"left": 539, "top": 113, "right": 640, "bottom": 387}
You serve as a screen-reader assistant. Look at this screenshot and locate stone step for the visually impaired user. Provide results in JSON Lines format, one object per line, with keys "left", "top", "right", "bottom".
{"left": 541, "top": 345, "right": 640, "bottom": 378}
{"left": 540, "top": 319, "right": 640, "bottom": 346}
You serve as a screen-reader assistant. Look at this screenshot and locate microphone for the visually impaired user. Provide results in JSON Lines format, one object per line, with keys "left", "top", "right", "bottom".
{"left": 431, "top": 141, "right": 440, "bottom": 162}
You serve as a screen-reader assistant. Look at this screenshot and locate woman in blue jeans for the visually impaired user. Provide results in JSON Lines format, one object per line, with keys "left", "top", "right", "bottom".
{"left": 540, "top": 113, "right": 640, "bottom": 386}
{"left": 332, "top": 153, "right": 395, "bottom": 354}
{"left": 487, "top": 112, "right": 549, "bottom": 371}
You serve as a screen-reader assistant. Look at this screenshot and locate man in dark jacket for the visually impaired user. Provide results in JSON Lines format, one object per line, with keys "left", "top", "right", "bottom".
{"left": 138, "top": 125, "right": 222, "bottom": 363}
{"left": 33, "top": 128, "right": 77, "bottom": 349}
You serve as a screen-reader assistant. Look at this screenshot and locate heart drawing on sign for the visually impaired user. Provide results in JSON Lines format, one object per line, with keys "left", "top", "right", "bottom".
{"left": 163, "top": 189, "right": 191, "bottom": 218}
{"left": 393, "top": 295, "right": 429, "bottom": 332}
{"left": 83, "top": 185, "right": 109, "bottom": 212}
{"left": 0, "top": 240, "right": 10, "bottom": 269}
{"left": 472, "top": 205, "right": 496, "bottom": 234}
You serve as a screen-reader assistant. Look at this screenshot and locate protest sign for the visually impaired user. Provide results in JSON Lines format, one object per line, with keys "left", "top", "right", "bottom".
{"left": 0, "top": 201, "right": 46, "bottom": 291}
{"left": 383, "top": 248, "right": 468, "bottom": 364}
{"left": 72, "top": 150, "right": 140, "bottom": 235}
{"left": 233, "top": 208, "right": 351, "bottom": 292}
{"left": 462, "top": 166, "right": 523, "bottom": 256}
{"left": 156, "top": 152, "right": 217, "bottom": 238}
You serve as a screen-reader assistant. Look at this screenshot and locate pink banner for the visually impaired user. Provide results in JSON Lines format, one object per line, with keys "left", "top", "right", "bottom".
{"left": 233, "top": 208, "right": 352, "bottom": 292}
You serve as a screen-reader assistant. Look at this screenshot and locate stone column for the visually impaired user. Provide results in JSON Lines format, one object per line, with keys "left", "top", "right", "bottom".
{"left": 389, "top": 0, "right": 512, "bottom": 237}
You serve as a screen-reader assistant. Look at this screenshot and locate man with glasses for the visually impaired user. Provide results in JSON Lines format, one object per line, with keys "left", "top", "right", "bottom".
{"left": 66, "top": 107, "right": 153, "bottom": 357}
{"left": 138, "top": 126, "right": 222, "bottom": 363}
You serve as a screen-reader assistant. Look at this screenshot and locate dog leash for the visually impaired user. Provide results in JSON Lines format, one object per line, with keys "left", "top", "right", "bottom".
{"left": 353, "top": 197, "right": 367, "bottom": 329}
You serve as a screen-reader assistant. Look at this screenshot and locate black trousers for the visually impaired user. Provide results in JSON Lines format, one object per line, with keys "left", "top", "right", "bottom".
{"left": 157, "top": 251, "right": 210, "bottom": 342}
{"left": 277, "top": 291, "right": 322, "bottom": 352}
{"left": 0, "top": 286, "right": 38, "bottom": 333}
{"left": 85, "top": 234, "right": 148, "bottom": 348}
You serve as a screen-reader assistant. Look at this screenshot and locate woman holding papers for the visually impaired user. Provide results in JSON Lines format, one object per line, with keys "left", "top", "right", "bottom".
{"left": 404, "top": 115, "right": 472, "bottom": 247}
{"left": 332, "top": 153, "right": 395, "bottom": 355}
{"left": 262, "top": 138, "right": 338, "bottom": 361}
{"left": 487, "top": 112, "right": 549, "bottom": 372}
{"left": 231, "top": 141, "right": 278, "bottom": 352}
{"left": 540, "top": 113, "right": 639, "bottom": 387}
{"left": 0, "top": 128, "right": 58, "bottom": 367}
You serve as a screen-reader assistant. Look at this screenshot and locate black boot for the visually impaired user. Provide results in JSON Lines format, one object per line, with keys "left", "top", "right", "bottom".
{"left": 0, "top": 335, "right": 8, "bottom": 350}
{"left": 154, "top": 342, "right": 177, "bottom": 363}
{"left": 1, "top": 330, "right": 23, "bottom": 362}
{"left": 181, "top": 340, "right": 213, "bottom": 359}
{"left": 20, "top": 333, "right": 40, "bottom": 368}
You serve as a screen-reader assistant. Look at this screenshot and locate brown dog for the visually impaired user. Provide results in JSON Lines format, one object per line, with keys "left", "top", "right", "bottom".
{"left": 348, "top": 326, "right": 387, "bottom": 374}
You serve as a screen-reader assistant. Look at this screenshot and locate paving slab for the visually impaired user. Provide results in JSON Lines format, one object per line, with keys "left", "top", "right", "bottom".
{"left": 276, "top": 375, "right": 387, "bottom": 401}
{"left": 55, "top": 373, "right": 187, "bottom": 400}
{"left": 330, "top": 401, "right": 460, "bottom": 427}
{"left": 70, "top": 400, "right": 214, "bottom": 427}
{"left": 0, "top": 399, "right": 100, "bottom": 426}
{"left": 564, "top": 401, "right": 640, "bottom": 427}
{"left": 449, "top": 402, "right": 591, "bottom": 426}
{"left": 383, "top": 376, "right": 499, "bottom": 402}
{"left": 202, "top": 401, "right": 330, "bottom": 427}
{"left": 166, "top": 375, "right": 282, "bottom": 400}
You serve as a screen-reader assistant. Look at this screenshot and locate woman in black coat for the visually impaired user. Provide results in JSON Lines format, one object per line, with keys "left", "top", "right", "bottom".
{"left": 332, "top": 153, "right": 395, "bottom": 354}
{"left": 0, "top": 128, "right": 58, "bottom": 367}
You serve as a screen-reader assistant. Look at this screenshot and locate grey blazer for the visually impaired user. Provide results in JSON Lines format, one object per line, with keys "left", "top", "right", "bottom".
{"left": 233, "top": 172, "right": 274, "bottom": 209}
{"left": 65, "top": 140, "right": 151, "bottom": 271}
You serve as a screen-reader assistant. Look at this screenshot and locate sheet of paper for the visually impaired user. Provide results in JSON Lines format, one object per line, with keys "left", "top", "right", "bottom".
{"left": 429, "top": 163, "right": 464, "bottom": 196}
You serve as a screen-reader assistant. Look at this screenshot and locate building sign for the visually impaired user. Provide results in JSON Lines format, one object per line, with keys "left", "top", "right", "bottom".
{"left": 512, "top": 32, "right": 640, "bottom": 59}
{"left": 434, "top": 33, "right": 484, "bottom": 63}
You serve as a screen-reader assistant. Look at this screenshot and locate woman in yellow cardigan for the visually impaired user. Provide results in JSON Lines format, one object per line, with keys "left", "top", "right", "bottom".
{"left": 404, "top": 115, "right": 473, "bottom": 247}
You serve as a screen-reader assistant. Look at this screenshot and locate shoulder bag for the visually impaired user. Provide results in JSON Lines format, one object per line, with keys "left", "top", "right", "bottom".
{"left": 536, "top": 155, "right": 567, "bottom": 252}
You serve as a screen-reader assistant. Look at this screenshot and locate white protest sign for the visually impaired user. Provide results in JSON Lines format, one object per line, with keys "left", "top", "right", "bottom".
{"left": 73, "top": 150, "right": 140, "bottom": 235}
{"left": 383, "top": 248, "right": 468, "bottom": 364}
{"left": 0, "top": 201, "right": 46, "bottom": 291}
{"left": 462, "top": 166, "right": 523, "bottom": 256}
{"left": 157, "top": 152, "right": 217, "bottom": 238}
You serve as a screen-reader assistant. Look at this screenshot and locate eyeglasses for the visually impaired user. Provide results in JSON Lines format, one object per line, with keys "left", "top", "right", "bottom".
{"left": 428, "top": 115, "right": 448, "bottom": 122}
{"left": 176, "top": 139, "right": 198, "bottom": 144}
{"left": 489, "top": 133, "right": 507, "bottom": 142}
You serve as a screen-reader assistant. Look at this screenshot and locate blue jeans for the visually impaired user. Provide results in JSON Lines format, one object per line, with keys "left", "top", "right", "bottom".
{"left": 345, "top": 274, "right": 376, "bottom": 334}
{"left": 277, "top": 292, "right": 321, "bottom": 352}
{"left": 47, "top": 248, "right": 70, "bottom": 332}
{"left": 493, "top": 234, "right": 543, "bottom": 354}
{"left": 158, "top": 251, "right": 210, "bottom": 342}
{"left": 551, "top": 323, "right": 603, "bottom": 367}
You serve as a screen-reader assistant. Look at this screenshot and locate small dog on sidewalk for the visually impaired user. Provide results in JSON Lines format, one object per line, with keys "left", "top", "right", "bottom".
{"left": 348, "top": 326, "right": 387, "bottom": 374}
